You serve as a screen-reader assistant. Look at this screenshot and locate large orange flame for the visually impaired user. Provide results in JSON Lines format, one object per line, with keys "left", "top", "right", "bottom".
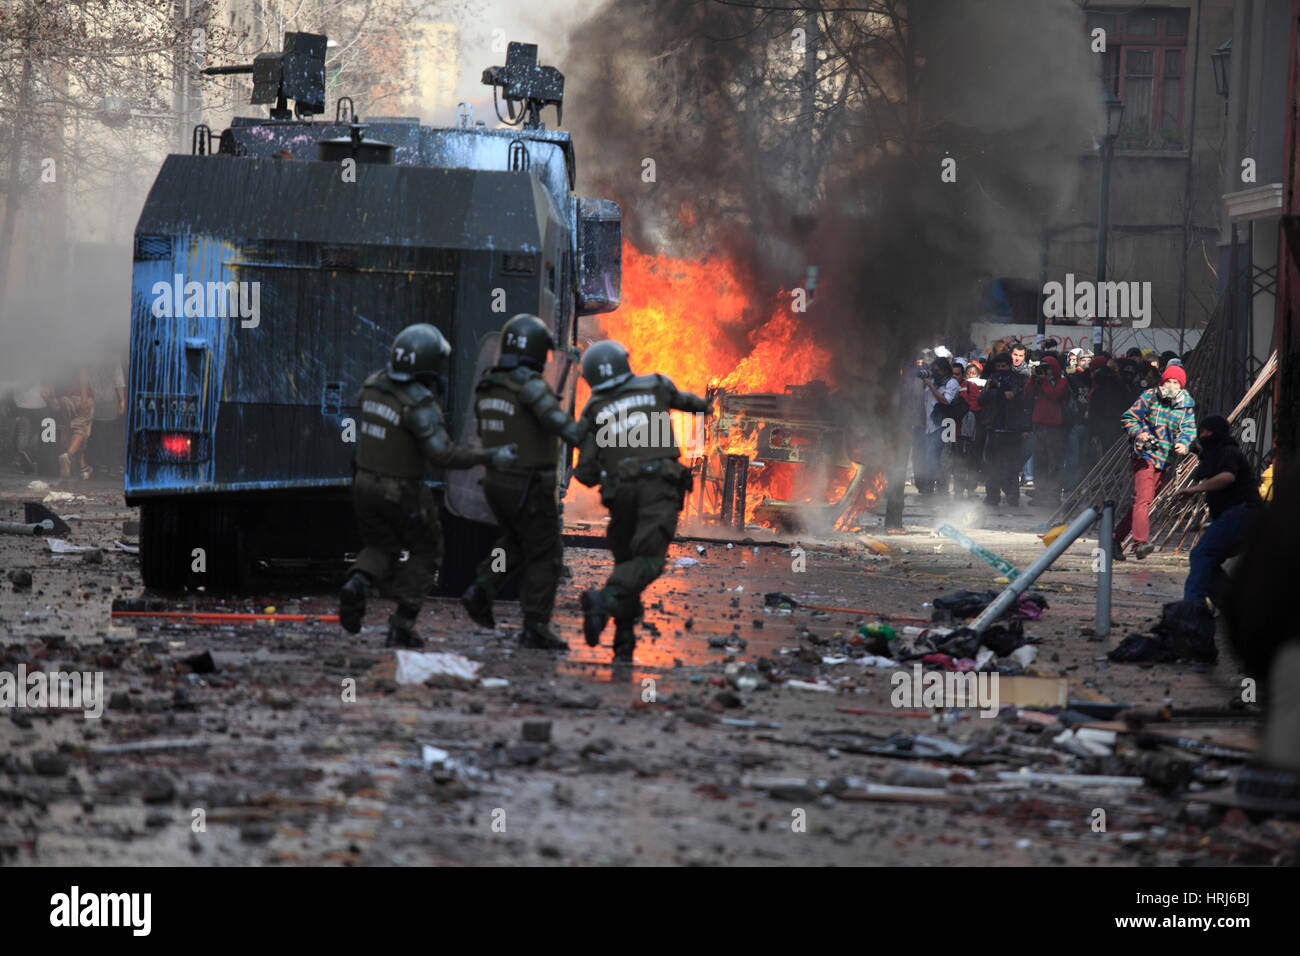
{"left": 565, "top": 239, "right": 879, "bottom": 530}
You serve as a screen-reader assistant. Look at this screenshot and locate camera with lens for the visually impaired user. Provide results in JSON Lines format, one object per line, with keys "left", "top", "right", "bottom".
{"left": 916, "top": 367, "right": 932, "bottom": 381}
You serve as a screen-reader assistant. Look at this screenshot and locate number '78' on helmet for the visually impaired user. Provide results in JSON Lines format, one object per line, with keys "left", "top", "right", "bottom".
{"left": 581, "top": 339, "right": 632, "bottom": 392}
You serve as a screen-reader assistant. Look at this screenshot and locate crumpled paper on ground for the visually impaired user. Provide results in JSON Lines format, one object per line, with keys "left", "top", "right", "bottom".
{"left": 394, "top": 651, "right": 482, "bottom": 685}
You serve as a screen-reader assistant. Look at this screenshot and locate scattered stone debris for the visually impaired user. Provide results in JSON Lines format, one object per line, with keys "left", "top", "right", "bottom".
{"left": 521, "top": 720, "right": 552, "bottom": 743}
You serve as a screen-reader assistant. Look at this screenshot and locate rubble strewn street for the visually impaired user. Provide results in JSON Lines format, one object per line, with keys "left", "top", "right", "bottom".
{"left": 6, "top": 0, "right": 1300, "bottom": 922}
{"left": 4, "top": 475, "right": 1294, "bottom": 867}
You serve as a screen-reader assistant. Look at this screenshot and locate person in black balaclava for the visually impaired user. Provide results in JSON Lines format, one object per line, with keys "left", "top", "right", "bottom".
{"left": 1175, "top": 415, "right": 1262, "bottom": 605}
{"left": 1222, "top": 461, "right": 1300, "bottom": 802}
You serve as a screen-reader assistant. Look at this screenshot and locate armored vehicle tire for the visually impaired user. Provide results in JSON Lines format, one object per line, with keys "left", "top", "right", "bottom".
{"left": 140, "top": 500, "right": 195, "bottom": 590}
{"left": 140, "top": 499, "right": 248, "bottom": 591}
{"left": 193, "top": 503, "right": 250, "bottom": 592}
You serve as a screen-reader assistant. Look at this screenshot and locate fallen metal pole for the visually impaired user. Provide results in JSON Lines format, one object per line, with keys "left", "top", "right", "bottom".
{"left": 967, "top": 505, "right": 1099, "bottom": 635}
{"left": 1095, "top": 498, "right": 1114, "bottom": 638}
{"left": 0, "top": 520, "right": 54, "bottom": 536}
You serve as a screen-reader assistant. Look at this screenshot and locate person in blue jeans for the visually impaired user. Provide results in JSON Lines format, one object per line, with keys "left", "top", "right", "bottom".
{"left": 1176, "top": 416, "right": 1261, "bottom": 606}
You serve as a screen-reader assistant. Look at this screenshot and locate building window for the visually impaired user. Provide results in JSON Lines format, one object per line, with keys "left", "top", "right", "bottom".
{"left": 1088, "top": 8, "right": 1190, "bottom": 150}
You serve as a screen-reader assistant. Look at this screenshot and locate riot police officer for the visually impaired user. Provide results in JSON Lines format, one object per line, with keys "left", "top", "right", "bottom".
{"left": 573, "top": 340, "right": 707, "bottom": 661}
{"left": 339, "top": 324, "right": 516, "bottom": 648}
{"left": 460, "top": 314, "right": 579, "bottom": 651}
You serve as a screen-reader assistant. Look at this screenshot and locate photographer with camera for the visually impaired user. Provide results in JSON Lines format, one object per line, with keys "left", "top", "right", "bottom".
{"left": 1112, "top": 364, "right": 1197, "bottom": 560}
{"left": 916, "top": 356, "right": 960, "bottom": 497}
{"left": 980, "top": 351, "right": 1029, "bottom": 507}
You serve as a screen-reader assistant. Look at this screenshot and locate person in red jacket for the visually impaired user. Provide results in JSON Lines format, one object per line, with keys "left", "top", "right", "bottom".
{"left": 1023, "top": 355, "right": 1069, "bottom": 506}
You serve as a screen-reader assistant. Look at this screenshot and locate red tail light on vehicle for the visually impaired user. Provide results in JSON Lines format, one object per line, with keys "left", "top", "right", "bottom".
{"left": 160, "top": 433, "right": 193, "bottom": 459}
{"left": 132, "top": 430, "right": 206, "bottom": 463}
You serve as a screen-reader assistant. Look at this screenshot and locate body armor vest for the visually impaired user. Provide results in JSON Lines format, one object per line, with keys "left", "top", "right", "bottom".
{"left": 475, "top": 368, "right": 560, "bottom": 469}
{"left": 583, "top": 374, "right": 681, "bottom": 470}
{"left": 355, "top": 372, "right": 427, "bottom": 479}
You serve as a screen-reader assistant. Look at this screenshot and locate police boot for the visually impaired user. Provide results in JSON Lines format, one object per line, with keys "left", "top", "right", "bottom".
{"left": 520, "top": 621, "right": 568, "bottom": 652}
{"left": 385, "top": 605, "right": 424, "bottom": 649}
{"left": 338, "top": 572, "right": 368, "bottom": 634}
{"left": 460, "top": 582, "right": 495, "bottom": 629}
{"left": 580, "top": 589, "right": 611, "bottom": 647}
{"left": 612, "top": 620, "right": 636, "bottom": 662}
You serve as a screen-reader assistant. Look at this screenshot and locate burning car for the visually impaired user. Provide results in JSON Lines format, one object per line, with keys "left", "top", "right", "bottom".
{"left": 692, "top": 381, "right": 879, "bottom": 532}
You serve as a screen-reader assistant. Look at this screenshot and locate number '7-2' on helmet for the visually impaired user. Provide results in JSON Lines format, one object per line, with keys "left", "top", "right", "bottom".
{"left": 500, "top": 313, "right": 554, "bottom": 371}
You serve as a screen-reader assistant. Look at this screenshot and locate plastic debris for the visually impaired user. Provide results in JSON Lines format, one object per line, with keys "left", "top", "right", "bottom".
{"left": 47, "top": 538, "right": 95, "bottom": 554}
{"left": 854, "top": 655, "right": 898, "bottom": 668}
{"left": 784, "top": 679, "right": 836, "bottom": 693}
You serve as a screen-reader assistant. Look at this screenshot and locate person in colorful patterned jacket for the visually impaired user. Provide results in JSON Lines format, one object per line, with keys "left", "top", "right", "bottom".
{"left": 1112, "top": 364, "right": 1196, "bottom": 560}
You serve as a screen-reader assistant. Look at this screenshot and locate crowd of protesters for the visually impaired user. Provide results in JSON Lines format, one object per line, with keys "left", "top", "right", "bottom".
{"left": 912, "top": 339, "right": 1183, "bottom": 511}
{"left": 1, "top": 358, "right": 128, "bottom": 481}
{"left": 910, "top": 336, "right": 1268, "bottom": 606}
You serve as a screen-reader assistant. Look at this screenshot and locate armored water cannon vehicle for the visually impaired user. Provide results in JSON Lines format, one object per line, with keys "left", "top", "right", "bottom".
{"left": 127, "top": 35, "right": 621, "bottom": 590}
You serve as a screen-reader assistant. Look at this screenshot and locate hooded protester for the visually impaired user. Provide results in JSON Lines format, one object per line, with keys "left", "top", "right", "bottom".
{"left": 1113, "top": 364, "right": 1197, "bottom": 559}
{"left": 1139, "top": 350, "right": 1161, "bottom": 389}
{"left": 1221, "top": 469, "right": 1300, "bottom": 793}
{"left": 1086, "top": 356, "right": 1128, "bottom": 457}
{"left": 1175, "top": 415, "right": 1262, "bottom": 605}
{"left": 1113, "top": 356, "right": 1145, "bottom": 405}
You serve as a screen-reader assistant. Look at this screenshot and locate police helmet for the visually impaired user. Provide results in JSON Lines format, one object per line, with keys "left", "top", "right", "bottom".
{"left": 389, "top": 324, "right": 451, "bottom": 382}
{"left": 500, "top": 314, "right": 554, "bottom": 371}
{"left": 581, "top": 339, "right": 633, "bottom": 392}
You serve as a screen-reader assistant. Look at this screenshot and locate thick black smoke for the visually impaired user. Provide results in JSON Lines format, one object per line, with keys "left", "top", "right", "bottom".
{"left": 565, "top": 0, "right": 1100, "bottom": 413}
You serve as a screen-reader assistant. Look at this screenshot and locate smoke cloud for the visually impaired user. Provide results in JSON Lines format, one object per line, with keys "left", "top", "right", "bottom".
{"left": 563, "top": 0, "right": 1101, "bottom": 409}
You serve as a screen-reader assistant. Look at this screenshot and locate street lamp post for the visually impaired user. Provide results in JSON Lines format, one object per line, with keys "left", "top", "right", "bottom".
{"left": 1211, "top": 40, "right": 1231, "bottom": 100}
{"left": 1094, "top": 91, "right": 1125, "bottom": 350}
